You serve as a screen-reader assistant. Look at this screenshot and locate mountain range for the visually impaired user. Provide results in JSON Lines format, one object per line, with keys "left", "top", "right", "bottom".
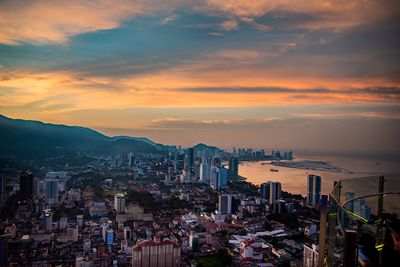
{"left": 0, "top": 114, "right": 166, "bottom": 159}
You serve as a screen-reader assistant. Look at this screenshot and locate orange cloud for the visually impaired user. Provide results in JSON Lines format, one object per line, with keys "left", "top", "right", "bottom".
{"left": 0, "top": 0, "right": 141, "bottom": 45}
{"left": 1, "top": 0, "right": 398, "bottom": 45}
{"left": 206, "top": 0, "right": 399, "bottom": 27}
{"left": 1, "top": 65, "right": 399, "bottom": 122}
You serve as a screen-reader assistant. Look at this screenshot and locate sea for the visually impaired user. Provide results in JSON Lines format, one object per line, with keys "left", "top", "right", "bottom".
{"left": 239, "top": 153, "right": 400, "bottom": 214}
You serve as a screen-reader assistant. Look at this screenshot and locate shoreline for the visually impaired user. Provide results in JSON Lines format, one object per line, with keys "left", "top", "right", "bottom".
{"left": 270, "top": 160, "right": 353, "bottom": 174}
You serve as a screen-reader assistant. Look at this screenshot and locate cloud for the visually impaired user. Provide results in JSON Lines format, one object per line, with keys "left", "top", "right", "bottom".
{"left": 160, "top": 14, "right": 178, "bottom": 24}
{"left": 0, "top": 0, "right": 142, "bottom": 45}
{"left": 177, "top": 86, "right": 330, "bottom": 93}
{"left": 240, "top": 17, "right": 272, "bottom": 31}
{"left": 147, "top": 117, "right": 272, "bottom": 130}
{"left": 174, "top": 86, "right": 400, "bottom": 99}
{"left": 206, "top": 0, "right": 400, "bottom": 30}
{"left": 220, "top": 19, "right": 239, "bottom": 30}
{"left": 1, "top": 0, "right": 399, "bottom": 45}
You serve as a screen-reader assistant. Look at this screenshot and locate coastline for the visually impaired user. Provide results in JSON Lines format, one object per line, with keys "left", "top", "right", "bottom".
{"left": 270, "top": 160, "right": 353, "bottom": 174}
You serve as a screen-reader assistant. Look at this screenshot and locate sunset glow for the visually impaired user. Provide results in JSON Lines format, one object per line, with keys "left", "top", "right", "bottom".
{"left": 1, "top": 0, "right": 399, "bottom": 152}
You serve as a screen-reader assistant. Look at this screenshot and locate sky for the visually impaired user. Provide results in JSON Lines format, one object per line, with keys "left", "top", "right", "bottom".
{"left": 0, "top": 0, "right": 399, "bottom": 156}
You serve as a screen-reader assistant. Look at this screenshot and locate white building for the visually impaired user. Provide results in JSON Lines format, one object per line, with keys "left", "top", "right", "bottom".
{"left": 200, "top": 160, "right": 211, "bottom": 183}
{"left": 240, "top": 239, "right": 263, "bottom": 261}
{"left": 210, "top": 166, "right": 227, "bottom": 191}
{"left": 114, "top": 193, "right": 126, "bottom": 213}
{"left": 180, "top": 169, "right": 191, "bottom": 184}
{"left": 303, "top": 244, "right": 319, "bottom": 267}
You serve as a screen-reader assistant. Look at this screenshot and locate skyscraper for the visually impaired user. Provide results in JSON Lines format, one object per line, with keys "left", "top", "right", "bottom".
{"left": 114, "top": 193, "right": 126, "bottom": 213}
{"left": 307, "top": 175, "right": 321, "bottom": 208}
{"left": 184, "top": 147, "right": 194, "bottom": 171}
{"left": 228, "top": 156, "right": 239, "bottom": 180}
{"left": 19, "top": 171, "right": 33, "bottom": 201}
{"left": 199, "top": 159, "right": 211, "bottom": 184}
{"left": 353, "top": 198, "right": 371, "bottom": 221}
{"left": 218, "top": 194, "right": 232, "bottom": 214}
{"left": 269, "top": 182, "right": 281, "bottom": 213}
{"left": 210, "top": 166, "right": 227, "bottom": 191}
{"left": 128, "top": 152, "right": 135, "bottom": 167}
{"left": 269, "top": 182, "right": 281, "bottom": 204}
{"left": 45, "top": 179, "right": 59, "bottom": 204}
{"left": 260, "top": 182, "right": 271, "bottom": 200}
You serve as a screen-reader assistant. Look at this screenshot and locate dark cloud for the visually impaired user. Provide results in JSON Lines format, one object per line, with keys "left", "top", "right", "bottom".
{"left": 176, "top": 87, "right": 330, "bottom": 93}
{"left": 176, "top": 86, "right": 400, "bottom": 98}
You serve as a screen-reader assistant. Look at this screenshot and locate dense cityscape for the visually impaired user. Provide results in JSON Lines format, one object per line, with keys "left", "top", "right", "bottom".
{"left": 0, "top": 145, "right": 306, "bottom": 266}
{"left": 1, "top": 139, "right": 396, "bottom": 267}
{"left": 1, "top": 1, "right": 400, "bottom": 266}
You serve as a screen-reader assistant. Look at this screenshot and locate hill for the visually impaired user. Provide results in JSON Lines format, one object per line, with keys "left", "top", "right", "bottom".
{"left": 0, "top": 115, "right": 164, "bottom": 159}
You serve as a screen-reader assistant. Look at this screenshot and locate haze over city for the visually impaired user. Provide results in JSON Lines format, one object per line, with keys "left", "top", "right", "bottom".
{"left": 1, "top": 0, "right": 400, "bottom": 156}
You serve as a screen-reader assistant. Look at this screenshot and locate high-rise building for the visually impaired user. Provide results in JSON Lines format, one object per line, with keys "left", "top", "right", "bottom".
{"left": 228, "top": 156, "right": 239, "bottom": 181}
{"left": 0, "top": 174, "right": 5, "bottom": 205}
{"left": 180, "top": 170, "right": 191, "bottom": 184}
{"left": 165, "top": 166, "right": 174, "bottom": 183}
{"left": 83, "top": 239, "right": 91, "bottom": 255}
{"left": 353, "top": 198, "right": 371, "bottom": 221}
{"left": 189, "top": 233, "right": 200, "bottom": 252}
{"left": 124, "top": 226, "right": 132, "bottom": 241}
{"left": 43, "top": 209, "right": 53, "bottom": 233}
{"left": 128, "top": 152, "right": 136, "bottom": 167}
{"left": 106, "top": 229, "right": 114, "bottom": 245}
{"left": 19, "top": 171, "right": 33, "bottom": 201}
{"left": 269, "top": 182, "right": 281, "bottom": 204}
{"left": 341, "top": 192, "right": 355, "bottom": 228}
{"left": 307, "top": 175, "right": 321, "bottom": 208}
{"left": 45, "top": 179, "right": 59, "bottom": 204}
{"left": 76, "top": 214, "right": 83, "bottom": 228}
{"left": 260, "top": 182, "right": 271, "bottom": 200}
{"left": 231, "top": 196, "right": 241, "bottom": 214}
{"left": 218, "top": 194, "right": 232, "bottom": 214}
{"left": 210, "top": 166, "right": 227, "bottom": 191}
{"left": 269, "top": 182, "right": 281, "bottom": 213}
{"left": 199, "top": 159, "right": 211, "bottom": 184}
{"left": 59, "top": 217, "right": 68, "bottom": 230}
{"left": 132, "top": 237, "right": 181, "bottom": 267}
{"left": 184, "top": 148, "right": 194, "bottom": 171}
{"left": 188, "top": 147, "right": 194, "bottom": 168}
{"left": 114, "top": 193, "right": 126, "bottom": 213}
{"left": 303, "top": 244, "right": 319, "bottom": 267}
{"left": 34, "top": 179, "right": 46, "bottom": 196}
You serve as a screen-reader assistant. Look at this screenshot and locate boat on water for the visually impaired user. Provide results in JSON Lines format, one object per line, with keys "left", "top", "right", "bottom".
{"left": 270, "top": 168, "right": 279, "bottom": 172}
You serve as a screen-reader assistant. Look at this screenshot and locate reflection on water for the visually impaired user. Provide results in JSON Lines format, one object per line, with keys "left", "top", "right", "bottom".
{"left": 239, "top": 154, "right": 400, "bottom": 196}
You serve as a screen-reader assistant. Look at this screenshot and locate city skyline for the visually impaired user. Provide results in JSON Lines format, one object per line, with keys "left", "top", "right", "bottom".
{"left": 1, "top": 0, "right": 400, "bottom": 155}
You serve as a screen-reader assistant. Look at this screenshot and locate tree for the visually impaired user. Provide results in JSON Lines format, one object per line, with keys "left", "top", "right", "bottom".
{"left": 217, "top": 248, "right": 232, "bottom": 266}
